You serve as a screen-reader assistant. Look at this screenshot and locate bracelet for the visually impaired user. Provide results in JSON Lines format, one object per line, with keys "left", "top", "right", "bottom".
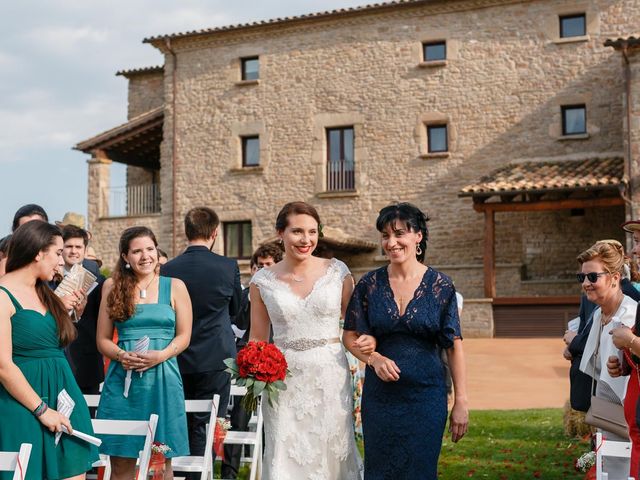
{"left": 115, "top": 349, "right": 125, "bottom": 362}
{"left": 170, "top": 341, "right": 178, "bottom": 357}
{"left": 33, "top": 401, "right": 48, "bottom": 417}
{"left": 367, "top": 353, "right": 377, "bottom": 369}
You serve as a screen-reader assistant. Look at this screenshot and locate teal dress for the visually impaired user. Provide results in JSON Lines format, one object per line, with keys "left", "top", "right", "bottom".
{"left": 0, "top": 286, "right": 98, "bottom": 480}
{"left": 97, "top": 276, "right": 189, "bottom": 458}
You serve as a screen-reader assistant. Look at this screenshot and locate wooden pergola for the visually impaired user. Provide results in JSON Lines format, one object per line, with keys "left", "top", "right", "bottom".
{"left": 459, "top": 157, "right": 625, "bottom": 298}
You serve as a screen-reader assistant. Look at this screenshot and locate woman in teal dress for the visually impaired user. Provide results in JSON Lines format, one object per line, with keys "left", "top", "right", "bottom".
{"left": 0, "top": 220, "right": 98, "bottom": 480}
{"left": 96, "top": 226, "right": 192, "bottom": 479}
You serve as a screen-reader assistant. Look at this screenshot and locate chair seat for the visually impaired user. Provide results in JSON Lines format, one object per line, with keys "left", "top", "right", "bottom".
{"left": 224, "top": 431, "right": 258, "bottom": 445}
{"left": 171, "top": 455, "right": 205, "bottom": 472}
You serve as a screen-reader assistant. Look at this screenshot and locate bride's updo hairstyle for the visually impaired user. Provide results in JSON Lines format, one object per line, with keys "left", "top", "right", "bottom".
{"left": 275, "top": 202, "right": 321, "bottom": 232}
{"left": 376, "top": 202, "right": 430, "bottom": 262}
{"left": 576, "top": 239, "right": 625, "bottom": 275}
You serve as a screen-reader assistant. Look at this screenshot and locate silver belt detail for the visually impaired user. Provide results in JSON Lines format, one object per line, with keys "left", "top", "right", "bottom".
{"left": 281, "top": 337, "right": 340, "bottom": 351}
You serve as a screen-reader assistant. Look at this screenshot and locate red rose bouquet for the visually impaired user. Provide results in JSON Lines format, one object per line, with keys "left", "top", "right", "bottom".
{"left": 224, "top": 341, "right": 289, "bottom": 412}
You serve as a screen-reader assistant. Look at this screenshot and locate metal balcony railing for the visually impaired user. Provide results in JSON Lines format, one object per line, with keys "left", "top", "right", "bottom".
{"left": 102, "top": 184, "right": 160, "bottom": 218}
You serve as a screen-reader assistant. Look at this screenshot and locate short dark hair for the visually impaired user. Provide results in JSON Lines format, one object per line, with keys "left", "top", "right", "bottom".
{"left": 157, "top": 248, "right": 168, "bottom": 259}
{"left": 12, "top": 204, "right": 49, "bottom": 232}
{"left": 184, "top": 207, "right": 220, "bottom": 241}
{"left": 250, "top": 243, "right": 284, "bottom": 268}
{"left": 376, "top": 202, "right": 430, "bottom": 262}
{"left": 275, "top": 202, "right": 321, "bottom": 232}
{"left": 0, "top": 235, "right": 11, "bottom": 255}
{"left": 62, "top": 224, "right": 89, "bottom": 246}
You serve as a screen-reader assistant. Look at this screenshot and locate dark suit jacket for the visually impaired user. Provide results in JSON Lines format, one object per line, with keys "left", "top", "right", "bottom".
{"left": 56, "top": 259, "right": 105, "bottom": 389}
{"left": 161, "top": 245, "right": 242, "bottom": 374}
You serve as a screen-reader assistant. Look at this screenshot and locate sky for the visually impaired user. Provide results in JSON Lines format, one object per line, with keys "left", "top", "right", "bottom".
{"left": 0, "top": 0, "right": 370, "bottom": 236}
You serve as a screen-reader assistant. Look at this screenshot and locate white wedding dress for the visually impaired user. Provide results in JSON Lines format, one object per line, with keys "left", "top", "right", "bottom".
{"left": 251, "top": 258, "right": 363, "bottom": 480}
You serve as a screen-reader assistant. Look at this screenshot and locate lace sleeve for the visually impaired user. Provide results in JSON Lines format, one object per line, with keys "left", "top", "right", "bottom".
{"left": 249, "top": 267, "right": 269, "bottom": 291}
{"left": 437, "top": 286, "right": 462, "bottom": 349}
{"left": 333, "top": 258, "right": 352, "bottom": 283}
{"left": 344, "top": 274, "right": 372, "bottom": 334}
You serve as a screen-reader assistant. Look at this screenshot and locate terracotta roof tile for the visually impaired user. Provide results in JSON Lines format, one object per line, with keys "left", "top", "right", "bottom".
{"left": 115, "top": 66, "right": 164, "bottom": 78}
{"left": 459, "top": 157, "right": 623, "bottom": 197}
{"left": 143, "top": 0, "right": 432, "bottom": 44}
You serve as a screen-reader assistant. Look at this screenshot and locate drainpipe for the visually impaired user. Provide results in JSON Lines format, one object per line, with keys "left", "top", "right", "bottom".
{"left": 621, "top": 44, "right": 634, "bottom": 220}
{"left": 165, "top": 38, "right": 178, "bottom": 256}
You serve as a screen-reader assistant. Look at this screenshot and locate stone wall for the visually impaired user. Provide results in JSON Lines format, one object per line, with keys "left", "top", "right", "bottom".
{"left": 150, "top": 0, "right": 638, "bottom": 299}
{"left": 460, "top": 299, "right": 494, "bottom": 338}
{"left": 127, "top": 71, "right": 164, "bottom": 119}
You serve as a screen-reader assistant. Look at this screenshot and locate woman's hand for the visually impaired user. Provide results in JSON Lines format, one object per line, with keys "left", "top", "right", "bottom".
{"left": 354, "top": 334, "right": 377, "bottom": 355}
{"left": 135, "top": 350, "right": 167, "bottom": 372}
{"left": 610, "top": 325, "right": 635, "bottom": 350}
{"left": 562, "top": 346, "right": 573, "bottom": 361}
{"left": 607, "top": 355, "right": 623, "bottom": 378}
{"left": 369, "top": 352, "right": 400, "bottom": 382}
{"left": 449, "top": 399, "right": 469, "bottom": 443}
{"left": 563, "top": 329, "right": 577, "bottom": 346}
{"left": 38, "top": 407, "right": 73, "bottom": 433}
{"left": 119, "top": 351, "right": 141, "bottom": 371}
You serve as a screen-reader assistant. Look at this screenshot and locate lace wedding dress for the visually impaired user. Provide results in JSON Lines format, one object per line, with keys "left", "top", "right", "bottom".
{"left": 251, "top": 258, "right": 363, "bottom": 480}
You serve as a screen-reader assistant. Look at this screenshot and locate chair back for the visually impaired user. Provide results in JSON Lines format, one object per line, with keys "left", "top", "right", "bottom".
{"left": 0, "top": 443, "right": 32, "bottom": 480}
{"left": 595, "top": 432, "right": 634, "bottom": 480}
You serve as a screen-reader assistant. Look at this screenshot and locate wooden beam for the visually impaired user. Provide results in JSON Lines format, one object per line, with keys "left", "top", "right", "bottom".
{"left": 493, "top": 296, "right": 580, "bottom": 305}
{"left": 484, "top": 209, "right": 496, "bottom": 298}
{"left": 473, "top": 196, "right": 624, "bottom": 213}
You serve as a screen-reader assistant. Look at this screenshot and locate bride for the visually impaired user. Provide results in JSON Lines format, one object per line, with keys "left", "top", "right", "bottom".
{"left": 250, "top": 201, "right": 366, "bottom": 480}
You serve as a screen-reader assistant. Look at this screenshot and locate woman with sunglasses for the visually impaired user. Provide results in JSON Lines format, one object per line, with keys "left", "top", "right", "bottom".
{"left": 578, "top": 240, "right": 636, "bottom": 478}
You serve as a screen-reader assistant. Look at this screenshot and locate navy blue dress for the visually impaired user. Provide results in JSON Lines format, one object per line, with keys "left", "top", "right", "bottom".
{"left": 344, "top": 267, "right": 461, "bottom": 479}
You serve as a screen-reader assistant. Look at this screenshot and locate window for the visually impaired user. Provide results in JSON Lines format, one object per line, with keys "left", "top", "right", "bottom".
{"left": 423, "top": 41, "right": 446, "bottom": 62}
{"left": 242, "top": 136, "right": 260, "bottom": 166}
{"left": 561, "top": 105, "right": 586, "bottom": 135}
{"left": 560, "top": 14, "right": 586, "bottom": 38}
{"left": 224, "top": 221, "right": 252, "bottom": 259}
{"left": 326, "top": 127, "right": 355, "bottom": 191}
{"left": 427, "top": 124, "right": 448, "bottom": 153}
{"left": 241, "top": 56, "right": 259, "bottom": 81}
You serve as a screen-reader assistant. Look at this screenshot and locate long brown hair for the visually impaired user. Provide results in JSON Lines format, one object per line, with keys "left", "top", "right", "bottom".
{"left": 6, "top": 221, "right": 76, "bottom": 346}
{"left": 107, "top": 226, "right": 158, "bottom": 322}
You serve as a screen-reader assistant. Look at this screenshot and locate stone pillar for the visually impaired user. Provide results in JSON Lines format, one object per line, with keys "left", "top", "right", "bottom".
{"left": 626, "top": 48, "right": 640, "bottom": 218}
{"left": 87, "top": 149, "right": 111, "bottom": 230}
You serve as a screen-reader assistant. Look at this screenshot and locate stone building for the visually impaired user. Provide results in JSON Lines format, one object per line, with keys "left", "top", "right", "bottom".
{"left": 75, "top": 0, "right": 640, "bottom": 337}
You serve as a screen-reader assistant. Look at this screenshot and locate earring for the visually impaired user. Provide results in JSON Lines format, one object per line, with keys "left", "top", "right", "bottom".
{"left": 125, "top": 263, "right": 131, "bottom": 269}
{"left": 416, "top": 244, "right": 423, "bottom": 256}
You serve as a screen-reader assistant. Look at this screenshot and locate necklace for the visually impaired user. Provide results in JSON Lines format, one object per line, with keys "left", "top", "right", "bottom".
{"left": 601, "top": 293, "right": 624, "bottom": 325}
{"left": 290, "top": 273, "right": 304, "bottom": 283}
{"left": 138, "top": 273, "right": 156, "bottom": 299}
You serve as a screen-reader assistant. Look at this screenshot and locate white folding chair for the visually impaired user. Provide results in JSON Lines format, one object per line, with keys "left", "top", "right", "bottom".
{"left": 84, "top": 394, "right": 100, "bottom": 409}
{"left": 0, "top": 443, "right": 32, "bottom": 480}
{"left": 171, "top": 394, "right": 220, "bottom": 480}
{"left": 223, "top": 385, "right": 263, "bottom": 480}
{"left": 595, "top": 432, "right": 635, "bottom": 480}
{"left": 91, "top": 413, "right": 158, "bottom": 480}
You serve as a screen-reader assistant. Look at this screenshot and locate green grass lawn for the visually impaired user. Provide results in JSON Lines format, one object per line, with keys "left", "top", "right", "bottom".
{"left": 215, "top": 408, "right": 589, "bottom": 479}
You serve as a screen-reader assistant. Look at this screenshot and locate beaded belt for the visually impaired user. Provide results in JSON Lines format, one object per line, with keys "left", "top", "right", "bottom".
{"left": 281, "top": 337, "right": 341, "bottom": 351}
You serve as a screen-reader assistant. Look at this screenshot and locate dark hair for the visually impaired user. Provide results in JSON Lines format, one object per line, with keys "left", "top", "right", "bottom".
{"left": 250, "top": 243, "right": 284, "bottom": 268}
{"left": 5, "top": 221, "right": 76, "bottom": 346}
{"left": 275, "top": 202, "right": 321, "bottom": 232}
{"left": 62, "top": 224, "right": 89, "bottom": 247}
{"left": 0, "top": 235, "right": 11, "bottom": 256}
{"left": 376, "top": 202, "right": 430, "bottom": 262}
{"left": 108, "top": 226, "right": 158, "bottom": 321}
{"left": 157, "top": 248, "right": 168, "bottom": 260}
{"left": 12, "top": 204, "right": 48, "bottom": 232}
{"left": 184, "top": 207, "right": 219, "bottom": 241}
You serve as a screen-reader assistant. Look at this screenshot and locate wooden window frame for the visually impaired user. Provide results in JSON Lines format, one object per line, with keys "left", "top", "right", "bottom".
{"left": 561, "top": 104, "right": 587, "bottom": 136}
{"left": 223, "top": 221, "right": 252, "bottom": 259}
{"left": 241, "top": 56, "right": 259, "bottom": 81}
{"left": 427, "top": 124, "right": 448, "bottom": 153}
{"left": 241, "top": 135, "right": 260, "bottom": 167}
{"left": 326, "top": 126, "right": 355, "bottom": 192}
{"left": 559, "top": 13, "right": 586, "bottom": 38}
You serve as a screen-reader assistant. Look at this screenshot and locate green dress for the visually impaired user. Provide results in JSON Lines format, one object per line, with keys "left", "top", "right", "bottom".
{"left": 97, "top": 276, "right": 189, "bottom": 458}
{"left": 0, "top": 286, "right": 98, "bottom": 480}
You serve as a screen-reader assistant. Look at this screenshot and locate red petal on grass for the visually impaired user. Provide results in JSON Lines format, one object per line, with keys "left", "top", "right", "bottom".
{"left": 533, "top": 471, "right": 541, "bottom": 478}
{"left": 467, "top": 469, "right": 476, "bottom": 477}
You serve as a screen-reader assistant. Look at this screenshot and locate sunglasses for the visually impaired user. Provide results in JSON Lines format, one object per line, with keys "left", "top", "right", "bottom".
{"left": 576, "top": 272, "right": 610, "bottom": 283}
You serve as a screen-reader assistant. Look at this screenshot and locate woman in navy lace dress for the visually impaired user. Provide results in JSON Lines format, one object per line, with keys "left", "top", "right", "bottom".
{"left": 343, "top": 203, "right": 468, "bottom": 479}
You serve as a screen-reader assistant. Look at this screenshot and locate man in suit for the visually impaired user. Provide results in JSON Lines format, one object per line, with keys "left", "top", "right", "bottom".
{"left": 222, "top": 243, "right": 281, "bottom": 479}
{"left": 60, "top": 224, "right": 106, "bottom": 396}
{"left": 161, "top": 207, "right": 242, "bottom": 473}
